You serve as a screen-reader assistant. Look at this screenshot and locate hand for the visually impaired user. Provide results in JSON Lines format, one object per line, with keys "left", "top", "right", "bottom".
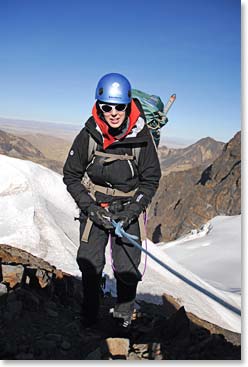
{"left": 87, "top": 204, "right": 113, "bottom": 230}
{"left": 112, "top": 202, "right": 143, "bottom": 229}
{"left": 109, "top": 198, "right": 130, "bottom": 214}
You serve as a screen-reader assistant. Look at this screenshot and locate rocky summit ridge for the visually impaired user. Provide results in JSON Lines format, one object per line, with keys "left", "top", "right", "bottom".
{"left": 0, "top": 244, "right": 241, "bottom": 360}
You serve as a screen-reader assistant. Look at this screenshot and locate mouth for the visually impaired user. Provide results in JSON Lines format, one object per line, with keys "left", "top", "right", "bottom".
{"left": 110, "top": 119, "right": 120, "bottom": 124}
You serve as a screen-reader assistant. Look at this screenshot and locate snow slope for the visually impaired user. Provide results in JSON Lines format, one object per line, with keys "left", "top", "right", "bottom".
{"left": 160, "top": 216, "right": 241, "bottom": 294}
{"left": 0, "top": 154, "right": 241, "bottom": 333}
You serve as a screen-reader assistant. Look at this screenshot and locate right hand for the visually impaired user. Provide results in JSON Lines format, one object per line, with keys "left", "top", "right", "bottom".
{"left": 87, "top": 203, "right": 114, "bottom": 230}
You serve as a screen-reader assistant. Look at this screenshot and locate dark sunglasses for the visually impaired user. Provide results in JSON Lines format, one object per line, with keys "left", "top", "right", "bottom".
{"left": 98, "top": 103, "right": 128, "bottom": 113}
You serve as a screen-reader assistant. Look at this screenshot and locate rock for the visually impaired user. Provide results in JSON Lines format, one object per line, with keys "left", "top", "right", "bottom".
{"left": 164, "top": 307, "right": 191, "bottom": 347}
{"left": 34, "top": 339, "right": 57, "bottom": 353}
{"left": 46, "top": 333, "right": 63, "bottom": 344}
{"left": 45, "top": 300, "right": 57, "bottom": 310}
{"left": 128, "top": 352, "right": 141, "bottom": 360}
{"left": 151, "top": 343, "right": 163, "bottom": 360}
{"left": 64, "top": 320, "right": 81, "bottom": 335}
{"left": 55, "top": 269, "right": 64, "bottom": 280}
{"left": 162, "top": 292, "right": 241, "bottom": 346}
{"left": 105, "top": 338, "right": 130, "bottom": 359}
{"left": 15, "top": 352, "right": 34, "bottom": 360}
{"left": 60, "top": 340, "right": 71, "bottom": 351}
{"left": 45, "top": 308, "right": 58, "bottom": 317}
{"left": 0, "top": 244, "right": 55, "bottom": 272}
{"left": 15, "top": 288, "right": 40, "bottom": 310}
{"left": 5, "top": 299, "right": 23, "bottom": 321}
{"left": 35, "top": 268, "right": 52, "bottom": 288}
{"left": 0, "top": 244, "right": 241, "bottom": 360}
{"left": 85, "top": 347, "right": 102, "bottom": 360}
{"left": 130, "top": 344, "right": 149, "bottom": 359}
{"left": 162, "top": 293, "right": 182, "bottom": 316}
{"left": 0, "top": 283, "right": 7, "bottom": 296}
{"left": 1, "top": 264, "right": 24, "bottom": 288}
{"left": 148, "top": 131, "right": 241, "bottom": 242}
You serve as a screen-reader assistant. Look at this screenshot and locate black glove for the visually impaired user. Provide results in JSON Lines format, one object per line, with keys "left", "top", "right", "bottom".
{"left": 112, "top": 201, "right": 143, "bottom": 229}
{"left": 87, "top": 203, "right": 113, "bottom": 230}
{"left": 108, "top": 198, "right": 130, "bottom": 214}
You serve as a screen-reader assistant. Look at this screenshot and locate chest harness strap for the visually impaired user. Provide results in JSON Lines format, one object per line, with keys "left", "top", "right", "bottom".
{"left": 81, "top": 150, "right": 146, "bottom": 243}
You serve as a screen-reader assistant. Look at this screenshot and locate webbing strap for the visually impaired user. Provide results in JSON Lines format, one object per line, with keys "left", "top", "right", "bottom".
{"left": 81, "top": 218, "right": 93, "bottom": 242}
{"left": 94, "top": 151, "right": 134, "bottom": 163}
{"left": 90, "top": 183, "right": 136, "bottom": 197}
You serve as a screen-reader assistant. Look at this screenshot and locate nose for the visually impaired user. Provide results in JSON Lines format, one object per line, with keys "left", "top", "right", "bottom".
{"left": 111, "top": 107, "right": 118, "bottom": 116}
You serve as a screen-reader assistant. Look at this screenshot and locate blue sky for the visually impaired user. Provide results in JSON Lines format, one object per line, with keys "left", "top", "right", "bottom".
{"left": 0, "top": 0, "right": 240, "bottom": 143}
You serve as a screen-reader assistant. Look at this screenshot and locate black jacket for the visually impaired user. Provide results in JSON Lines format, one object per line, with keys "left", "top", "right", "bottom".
{"left": 63, "top": 107, "right": 161, "bottom": 213}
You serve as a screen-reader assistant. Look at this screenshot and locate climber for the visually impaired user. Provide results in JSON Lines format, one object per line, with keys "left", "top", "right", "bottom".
{"left": 63, "top": 72, "right": 161, "bottom": 332}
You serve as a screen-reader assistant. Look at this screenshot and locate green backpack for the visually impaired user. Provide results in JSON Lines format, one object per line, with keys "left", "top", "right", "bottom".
{"left": 132, "top": 89, "right": 175, "bottom": 147}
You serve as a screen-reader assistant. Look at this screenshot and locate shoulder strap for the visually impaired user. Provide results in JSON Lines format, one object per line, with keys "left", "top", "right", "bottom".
{"left": 88, "top": 135, "right": 135, "bottom": 163}
{"left": 88, "top": 134, "right": 97, "bottom": 163}
{"left": 132, "top": 147, "right": 141, "bottom": 165}
{"left": 131, "top": 127, "right": 158, "bottom": 164}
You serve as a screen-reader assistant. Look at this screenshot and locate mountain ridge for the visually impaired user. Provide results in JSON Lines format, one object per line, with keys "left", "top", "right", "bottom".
{"left": 148, "top": 131, "right": 241, "bottom": 242}
{"left": 158, "top": 136, "right": 224, "bottom": 175}
{"left": 0, "top": 129, "right": 64, "bottom": 174}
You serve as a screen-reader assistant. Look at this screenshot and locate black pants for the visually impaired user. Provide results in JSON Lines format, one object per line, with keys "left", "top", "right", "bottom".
{"left": 77, "top": 213, "right": 142, "bottom": 320}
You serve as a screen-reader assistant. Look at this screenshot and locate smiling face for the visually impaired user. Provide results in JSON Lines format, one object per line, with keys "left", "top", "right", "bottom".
{"left": 98, "top": 102, "right": 128, "bottom": 129}
{"left": 103, "top": 107, "right": 126, "bottom": 128}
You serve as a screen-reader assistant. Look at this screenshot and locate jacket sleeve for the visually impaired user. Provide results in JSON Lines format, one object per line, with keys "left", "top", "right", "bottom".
{"left": 63, "top": 128, "right": 95, "bottom": 212}
{"left": 134, "top": 126, "right": 161, "bottom": 209}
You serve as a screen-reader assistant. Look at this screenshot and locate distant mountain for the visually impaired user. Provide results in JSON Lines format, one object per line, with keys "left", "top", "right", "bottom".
{"left": 0, "top": 129, "right": 64, "bottom": 174}
{"left": 16, "top": 133, "right": 72, "bottom": 163}
{"left": 0, "top": 116, "right": 79, "bottom": 140}
{"left": 148, "top": 131, "right": 241, "bottom": 242}
{"left": 158, "top": 137, "right": 224, "bottom": 175}
{"left": 0, "top": 129, "right": 45, "bottom": 159}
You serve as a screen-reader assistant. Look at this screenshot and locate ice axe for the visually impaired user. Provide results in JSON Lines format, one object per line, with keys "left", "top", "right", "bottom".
{"left": 163, "top": 93, "right": 176, "bottom": 117}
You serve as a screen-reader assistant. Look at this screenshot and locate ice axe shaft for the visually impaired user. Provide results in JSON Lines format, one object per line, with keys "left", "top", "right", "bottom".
{"left": 164, "top": 93, "right": 176, "bottom": 117}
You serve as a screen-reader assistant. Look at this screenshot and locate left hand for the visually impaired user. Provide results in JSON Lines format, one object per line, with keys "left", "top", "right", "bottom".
{"left": 112, "top": 202, "right": 143, "bottom": 229}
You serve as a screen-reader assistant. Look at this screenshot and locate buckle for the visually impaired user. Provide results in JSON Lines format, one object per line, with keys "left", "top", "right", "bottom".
{"left": 106, "top": 187, "right": 115, "bottom": 195}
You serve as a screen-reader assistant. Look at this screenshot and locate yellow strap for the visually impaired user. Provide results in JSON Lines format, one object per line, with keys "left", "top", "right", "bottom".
{"left": 91, "top": 184, "right": 136, "bottom": 197}
{"left": 81, "top": 218, "right": 93, "bottom": 243}
{"left": 94, "top": 151, "right": 134, "bottom": 163}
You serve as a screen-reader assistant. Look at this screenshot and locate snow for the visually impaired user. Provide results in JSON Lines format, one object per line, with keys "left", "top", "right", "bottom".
{"left": 160, "top": 216, "right": 241, "bottom": 294}
{"left": 0, "top": 154, "right": 241, "bottom": 333}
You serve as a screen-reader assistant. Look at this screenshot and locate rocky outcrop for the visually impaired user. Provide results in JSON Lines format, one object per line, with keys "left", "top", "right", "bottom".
{"left": 148, "top": 131, "right": 241, "bottom": 242}
{"left": 0, "top": 130, "right": 64, "bottom": 174}
{"left": 0, "top": 244, "right": 241, "bottom": 360}
{"left": 158, "top": 137, "right": 224, "bottom": 175}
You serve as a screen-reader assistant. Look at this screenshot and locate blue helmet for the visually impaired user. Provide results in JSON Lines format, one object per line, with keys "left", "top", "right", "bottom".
{"left": 95, "top": 73, "right": 132, "bottom": 104}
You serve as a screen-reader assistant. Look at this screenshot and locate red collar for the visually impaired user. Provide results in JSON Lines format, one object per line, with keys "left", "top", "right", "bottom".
{"left": 92, "top": 100, "right": 141, "bottom": 150}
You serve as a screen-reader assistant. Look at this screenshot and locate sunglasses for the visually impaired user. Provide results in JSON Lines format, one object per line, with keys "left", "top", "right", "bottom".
{"left": 98, "top": 103, "right": 128, "bottom": 113}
